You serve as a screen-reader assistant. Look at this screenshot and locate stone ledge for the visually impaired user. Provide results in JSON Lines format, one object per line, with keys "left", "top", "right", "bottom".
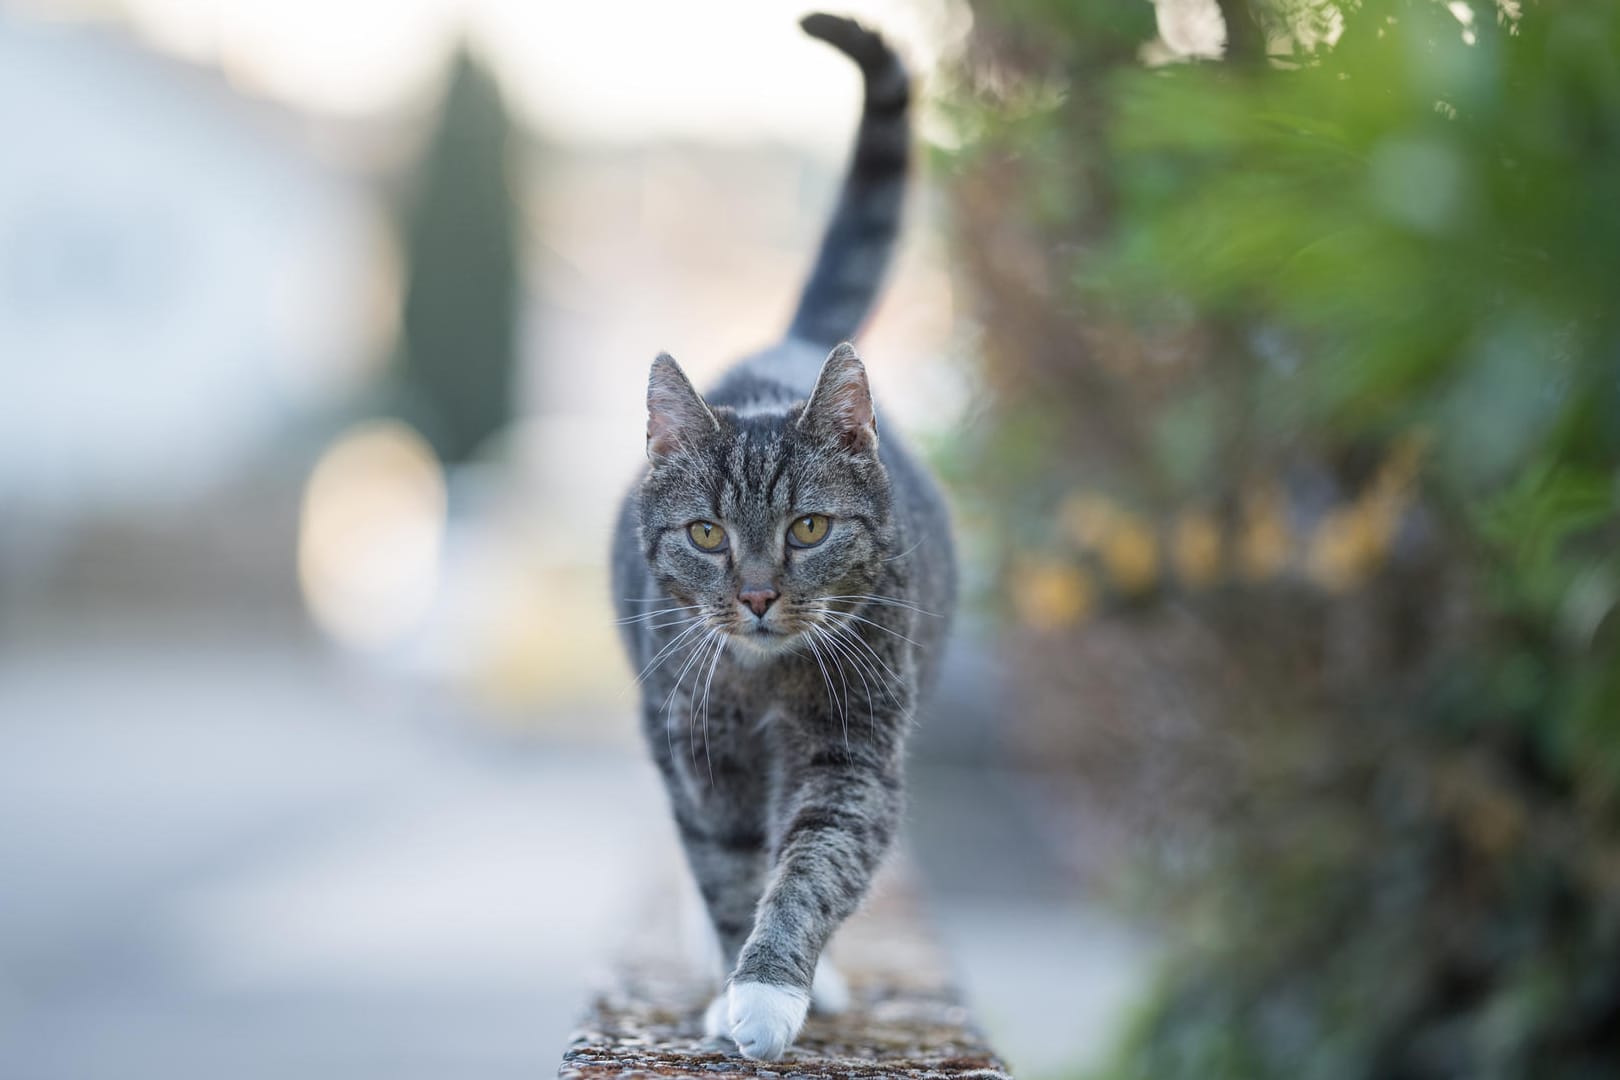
{"left": 558, "top": 867, "right": 1012, "bottom": 1080}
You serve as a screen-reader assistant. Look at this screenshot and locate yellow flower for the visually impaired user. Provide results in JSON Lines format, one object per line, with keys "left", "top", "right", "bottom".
{"left": 1058, "top": 493, "right": 1120, "bottom": 549}
{"left": 1012, "top": 557, "right": 1095, "bottom": 630}
{"left": 1376, "top": 432, "right": 1427, "bottom": 495}
{"left": 1098, "top": 513, "right": 1160, "bottom": 594}
{"left": 1239, "top": 484, "right": 1291, "bottom": 582}
{"left": 1304, "top": 439, "right": 1423, "bottom": 592}
{"left": 1307, "top": 507, "right": 1379, "bottom": 592}
{"left": 1172, "top": 510, "right": 1223, "bottom": 589}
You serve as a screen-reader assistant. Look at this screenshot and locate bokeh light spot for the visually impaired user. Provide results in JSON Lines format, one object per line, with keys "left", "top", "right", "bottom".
{"left": 298, "top": 420, "right": 447, "bottom": 650}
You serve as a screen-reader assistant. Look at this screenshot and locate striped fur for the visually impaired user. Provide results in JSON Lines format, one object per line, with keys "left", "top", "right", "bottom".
{"left": 787, "top": 14, "right": 910, "bottom": 347}
{"left": 609, "top": 15, "right": 952, "bottom": 1063}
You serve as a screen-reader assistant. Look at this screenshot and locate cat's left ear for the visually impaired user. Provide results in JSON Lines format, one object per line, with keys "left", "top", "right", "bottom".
{"left": 647, "top": 353, "right": 718, "bottom": 461}
{"left": 800, "top": 343, "right": 877, "bottom": 454}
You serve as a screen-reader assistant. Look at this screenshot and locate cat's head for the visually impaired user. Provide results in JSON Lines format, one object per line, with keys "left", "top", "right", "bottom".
{"left": 637, "top": 343, "right": 894, "bottom": 659}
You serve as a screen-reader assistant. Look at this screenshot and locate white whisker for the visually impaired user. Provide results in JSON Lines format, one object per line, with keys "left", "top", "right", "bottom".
{"left": 820, "top": 628, "right": 854, "bottom": 744}
{"left": 697, "top": 632, "right": 728, "bottom": 785}
{"left": 632, "top": 619, "right": 709, "bottom": 687}
{"left": 812, "top": 625, "right": 876, "bottom": 737}
{"left": 820, "top": 594, "right": 941, "bottom": 618}
{"left": 679, "top": 632, "right": 721, "bottom": 773}
{"left": 820, "top": 607, "right": 924, "bottom": 649}
{"left": 635, "top": 615, "right": 713, "bottom": 634}
{"left": 820, "top": 618, "right": 910, "bottom": 706}
{"left": 881, "top": 538, "right": 926, "bottom": 564}
{"left": 660, "top": 627, "right": 717, "bottom": 723}
{"left": 649, "top": 626, "right": 710, "bottom": 763}
{"left": 804, "top": 634, "right": 849, "bottom": 754}
{"left": 666, "top": 630, "right": 724, "bottom": 773}
{"left": 616, "top": 604, "right": 704, "bottom": 625}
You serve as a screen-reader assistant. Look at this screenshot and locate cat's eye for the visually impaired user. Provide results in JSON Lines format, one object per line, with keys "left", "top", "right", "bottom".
{"left": 687, "top": 521, "right": 727, "bottom": 551}
{"left": 787, "top": 514, "right": 831, "bottom": 548}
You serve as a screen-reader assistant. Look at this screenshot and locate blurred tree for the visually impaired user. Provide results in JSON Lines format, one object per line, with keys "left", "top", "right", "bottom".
{"left": 394, "top": 46, "right": 521, "bottom": 464}
{"left": 944, "top": 0, "right": 1620, "bottom": 1075}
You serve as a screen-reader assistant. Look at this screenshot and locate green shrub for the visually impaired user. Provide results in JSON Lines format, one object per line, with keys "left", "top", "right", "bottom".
{"left": 945, "top": 2, "right": 1620, "bottom": 1074}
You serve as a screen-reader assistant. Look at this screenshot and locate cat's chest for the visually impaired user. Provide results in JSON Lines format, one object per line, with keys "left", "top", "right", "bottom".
{"left": 706, "top": 668, "right": 788, "bottom": 724}
{"left": 706, "top": 655, "right": 825, "bottom": 732}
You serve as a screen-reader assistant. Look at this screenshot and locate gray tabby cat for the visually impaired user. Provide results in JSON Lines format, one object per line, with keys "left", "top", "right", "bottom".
{"left": 610, "top": 13, "right": 954, "bottom": 1061}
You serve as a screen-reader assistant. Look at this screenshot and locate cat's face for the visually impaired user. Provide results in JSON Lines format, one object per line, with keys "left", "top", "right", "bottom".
{"left": 637, "top": 345, "right": 894, "bottom": 659}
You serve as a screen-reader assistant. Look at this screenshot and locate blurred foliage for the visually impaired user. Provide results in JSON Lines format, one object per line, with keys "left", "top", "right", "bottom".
{"left": 394, "top": 47, "right": 522, "bottom": 464}
{"left": 943, "top": 0, "right": 1620, "bottom": 1075}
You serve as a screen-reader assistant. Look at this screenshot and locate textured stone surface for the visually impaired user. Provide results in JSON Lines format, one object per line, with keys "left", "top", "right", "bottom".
{"left": 558, "top": 871, "right": 1012, "bottom": 1080}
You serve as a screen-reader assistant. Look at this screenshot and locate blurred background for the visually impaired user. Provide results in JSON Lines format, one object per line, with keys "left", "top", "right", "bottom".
{"left": 3, "top": 0, "right": 1617, "bottom": 1078}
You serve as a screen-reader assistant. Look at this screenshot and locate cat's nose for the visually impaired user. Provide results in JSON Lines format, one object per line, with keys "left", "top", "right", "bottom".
{"left": 738, "top": 586, "right": 779, "bottom": 617}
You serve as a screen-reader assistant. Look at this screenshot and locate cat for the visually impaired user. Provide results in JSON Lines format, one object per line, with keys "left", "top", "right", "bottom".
{"left": 609, "top": 13, "right": 955, "bottom": 1062}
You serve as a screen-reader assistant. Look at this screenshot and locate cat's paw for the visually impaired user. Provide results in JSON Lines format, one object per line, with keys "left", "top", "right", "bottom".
{"left": 702, "top": 993, "right": 729, "bottom": 1040}
{"left": 811, "top": 956, "right": 851, "bottom": 1015}
{"left": 727, "top": 981, "right": 809, "bottom": 1061}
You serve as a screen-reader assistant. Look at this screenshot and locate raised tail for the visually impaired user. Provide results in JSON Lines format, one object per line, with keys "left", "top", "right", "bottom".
{"left": 787, "top": 13, "right": 910, "bottom": 347}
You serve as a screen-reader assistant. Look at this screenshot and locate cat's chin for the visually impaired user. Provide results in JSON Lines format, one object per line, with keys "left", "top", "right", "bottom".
{"left": 727, "top": 626, "right": 801, "bottom": 663}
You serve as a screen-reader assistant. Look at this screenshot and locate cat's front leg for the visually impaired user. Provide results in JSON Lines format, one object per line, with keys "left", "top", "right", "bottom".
{"left": 646, "top": 724, "right": 770, "bottom": 983}
{"left": 726, "top": 741, "right": 903, "bottom": 1059}
{"left": 676, "top": 808, "right": 768, "bottom": 978}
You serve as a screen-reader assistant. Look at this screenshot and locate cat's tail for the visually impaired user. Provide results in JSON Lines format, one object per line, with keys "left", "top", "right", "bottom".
{"left": 787, "top": 13, "right": 910, "bottom": 348}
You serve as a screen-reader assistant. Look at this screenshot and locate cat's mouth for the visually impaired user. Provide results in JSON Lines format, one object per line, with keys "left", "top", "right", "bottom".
{"left": 736, "top": 620, "right": 789, "bottom": 642}
{"left": 726, "top": 612, "right": 807, "bottom": 657}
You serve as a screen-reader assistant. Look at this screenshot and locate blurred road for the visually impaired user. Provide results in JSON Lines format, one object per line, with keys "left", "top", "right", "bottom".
{"left": 0, "top": 621, "right": 675, "bottom": 1080}
{"left": 0, "top": 620, "right": 1149, "bottom": 1080}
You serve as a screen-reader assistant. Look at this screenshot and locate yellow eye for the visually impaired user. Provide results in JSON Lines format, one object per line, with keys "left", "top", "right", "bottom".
{"left": 788, "top": 514, "right": 831, "bottom": 548}
{"left": 687, "top": 521, "right": 727, "bottom": 551}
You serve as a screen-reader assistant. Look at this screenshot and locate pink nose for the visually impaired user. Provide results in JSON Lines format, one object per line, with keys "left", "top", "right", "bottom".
{"left": 738, "top": 588, "right": 778, "bottom": 617}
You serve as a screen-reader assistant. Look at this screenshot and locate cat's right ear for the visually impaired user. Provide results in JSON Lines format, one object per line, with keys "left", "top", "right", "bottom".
{"left": 647, "top": 353, "right": 718, "bottom": 462}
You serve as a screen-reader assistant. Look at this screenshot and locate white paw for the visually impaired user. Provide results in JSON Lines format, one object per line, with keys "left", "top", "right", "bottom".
{"left": 811, "top": 956, "right": 851, "bottom": 1015}
{"left": 702, "top": 993, "right": 729, "bottom": 1040}
{"left": 726, "top": 981, "right": 809, "bottom": 1061}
